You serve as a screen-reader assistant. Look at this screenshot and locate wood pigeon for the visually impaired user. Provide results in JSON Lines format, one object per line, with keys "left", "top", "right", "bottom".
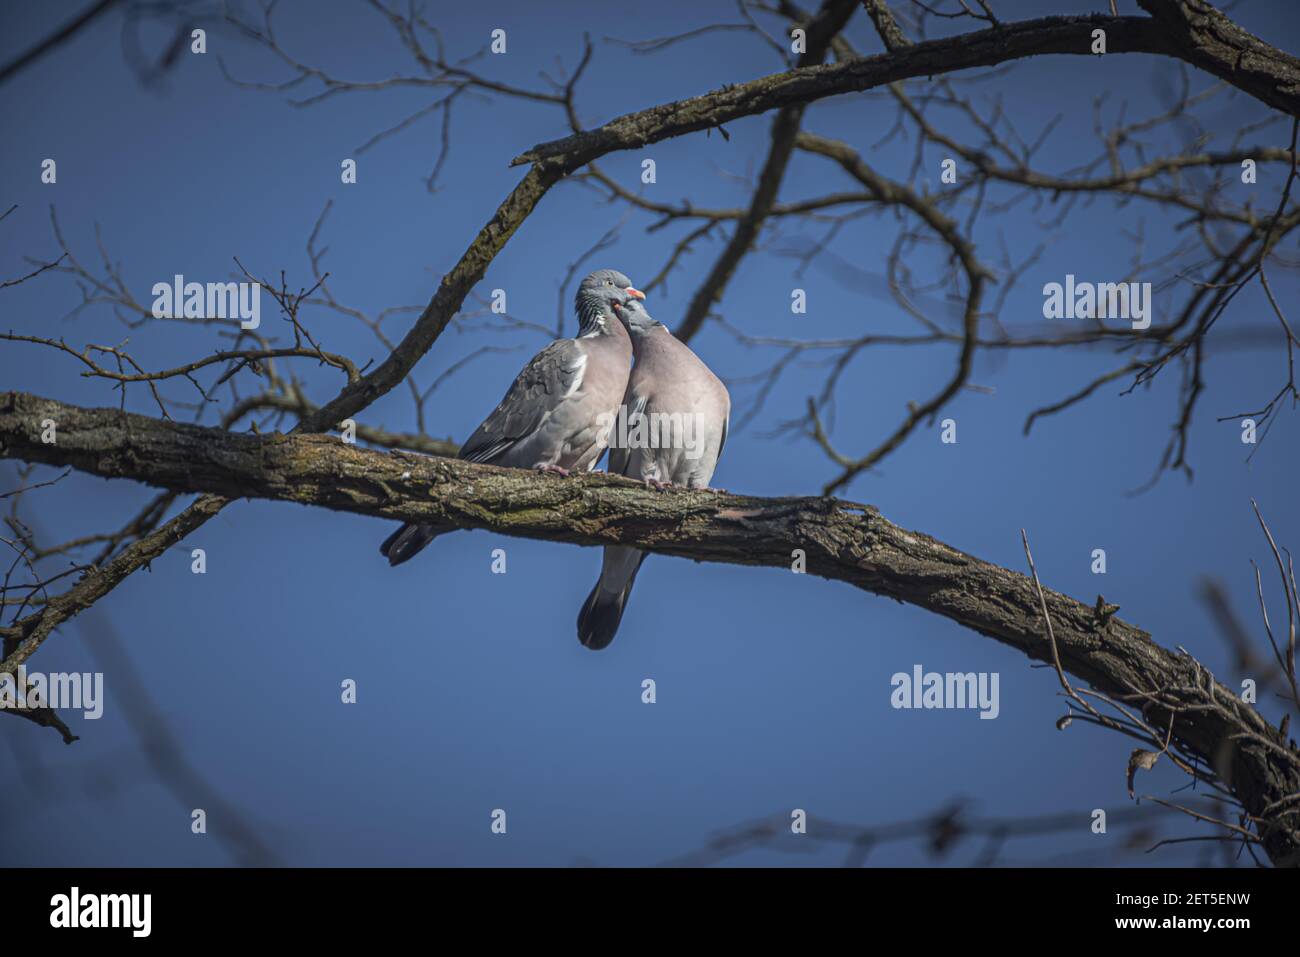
{"left": 380, "top": 269, "right": 642, "bottom": 565}
{"left": 576, "top": 297, "right": 731, "bottom": 649}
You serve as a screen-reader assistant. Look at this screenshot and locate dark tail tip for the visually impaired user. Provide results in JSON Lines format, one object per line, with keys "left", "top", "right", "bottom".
{"left": 379, "top": 523, "right": 441, "bottom": 566}
{"left": 576, "top": 583, "right": 627, "bottom": 651}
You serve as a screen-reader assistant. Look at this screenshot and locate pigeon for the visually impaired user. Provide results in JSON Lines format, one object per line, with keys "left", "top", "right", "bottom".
{"left": 576, "top": 297, "right": 730, "bottom": 649}
{"left": 380, "top": 268, "right": 642, "bottom": 565}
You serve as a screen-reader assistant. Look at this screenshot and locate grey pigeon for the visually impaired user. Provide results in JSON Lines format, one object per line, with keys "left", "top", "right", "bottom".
{"left": 576, "top": 298, "right": 730, "bottom": 649}
{"left": 381, "top": 269, "right": 642, "bottom": 565}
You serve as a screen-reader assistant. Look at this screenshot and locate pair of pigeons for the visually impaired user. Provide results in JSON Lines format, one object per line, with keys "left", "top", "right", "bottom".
{"left": 379, "top": 268, "right": 730, "bottom": 650}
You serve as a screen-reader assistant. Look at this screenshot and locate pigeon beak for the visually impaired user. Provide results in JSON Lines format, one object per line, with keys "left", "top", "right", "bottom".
{"left": 623, "top": 286, "right": 646, "bottom": 301}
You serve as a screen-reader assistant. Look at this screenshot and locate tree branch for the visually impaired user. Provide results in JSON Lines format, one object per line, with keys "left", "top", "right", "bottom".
{"left": 674, "top": 0, "right": 858, "bottom": 344}
{"left": 4, "top": 389, "right": 1298, "bottom": 865}
{"left": 514, "top": 11, "right": 1296, "bottom": 175}
{"left": 1137, "top": 0, "right": 1300, "bottom": 117}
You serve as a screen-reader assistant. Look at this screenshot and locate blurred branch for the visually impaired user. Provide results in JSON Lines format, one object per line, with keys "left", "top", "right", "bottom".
{"left": 664, "top": 799, "right": 1227, "bottom": 866}
{"left": 0, "top": 0, "right": 121, "bottom": 85}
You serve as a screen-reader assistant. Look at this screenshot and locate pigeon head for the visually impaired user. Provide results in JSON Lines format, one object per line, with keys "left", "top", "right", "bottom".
{"left": 611, "top": 296, "right": 664, "bottom": 338}
{"left": 576, "top": 269, "right": 644, "bottom": 333}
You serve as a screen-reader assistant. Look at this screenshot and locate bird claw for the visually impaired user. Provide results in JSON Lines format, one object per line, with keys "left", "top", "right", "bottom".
{"left": 534, "top": 464, "right": 571, "bottom": 477}
{"left": 644, "top": 477, "right": 673, "bottom": 492}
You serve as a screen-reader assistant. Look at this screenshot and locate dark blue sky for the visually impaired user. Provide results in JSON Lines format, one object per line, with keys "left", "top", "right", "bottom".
{"left": 2, "top": 0, "right": 1297, "bottom": 866}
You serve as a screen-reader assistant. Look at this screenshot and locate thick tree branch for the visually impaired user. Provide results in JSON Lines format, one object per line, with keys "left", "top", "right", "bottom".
{"left": 1137, "top": 0, "right": 1300, "bottom": 116}
{"left": 514, "top": 11, "right": 1295, "bottom": 175}
{"left": 4, "top": 390, "right": 1297, "bottom": 865}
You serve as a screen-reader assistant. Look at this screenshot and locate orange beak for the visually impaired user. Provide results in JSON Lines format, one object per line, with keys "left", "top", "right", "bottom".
{"left": 624, "top": 286, "right": 646, "bottom": 300}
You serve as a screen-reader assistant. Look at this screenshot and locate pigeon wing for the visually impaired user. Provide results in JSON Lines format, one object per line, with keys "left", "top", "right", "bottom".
{"left": 459, "top": 338, "right": 588, "bottom": 465}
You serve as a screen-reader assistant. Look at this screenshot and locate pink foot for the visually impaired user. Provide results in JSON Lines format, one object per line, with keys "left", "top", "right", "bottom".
{"left": 534, "top": 463, "right": 571, "bottom": 477}
{"left": 644, "top": 477, "right": 674, "bottom": 491}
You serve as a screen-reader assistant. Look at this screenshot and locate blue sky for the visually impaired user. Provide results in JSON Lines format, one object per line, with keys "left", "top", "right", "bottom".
{"left": 1, "top": 0, "right": 1297, "bottom": 866}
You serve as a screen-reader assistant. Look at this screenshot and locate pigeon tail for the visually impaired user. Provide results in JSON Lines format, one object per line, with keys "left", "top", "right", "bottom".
{"left": 380, "top": 522, "right": 447, "bottom": 566}
{"left": 577, "top": 547, "right": 646, "bottom": 650}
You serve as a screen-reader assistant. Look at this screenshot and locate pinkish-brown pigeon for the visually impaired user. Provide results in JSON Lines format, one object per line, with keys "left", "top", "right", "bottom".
{"left": 577, "top": 297, "right": 730, "bottom": 649}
